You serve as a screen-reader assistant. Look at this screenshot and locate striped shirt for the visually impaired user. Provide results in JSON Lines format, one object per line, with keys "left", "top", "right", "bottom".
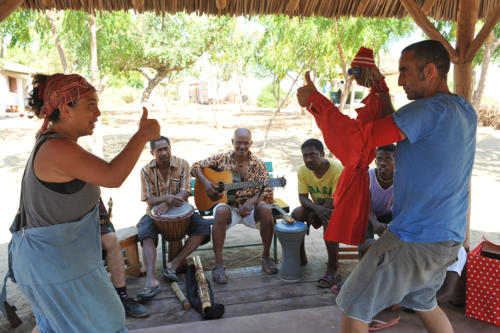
{"left": 141, "top": 155, "right": 190, "bottom": 214}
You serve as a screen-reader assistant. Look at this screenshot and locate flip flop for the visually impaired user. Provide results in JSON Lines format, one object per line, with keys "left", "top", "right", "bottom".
{"left": 368, "top": 317, "right": 400, "bottom": 331}
{"left": 136, "top": 285, "right": 160, "bottom": 300}
{"left": 330, "top": 282, "right": 343, "bottom": 295}
{"left": 212, "top": 265, "right": 228, "bottom": 285}
{"left": 163, "top": 264, "right": 179, "bottom": 282}
{"left": 317, "top": 272, "right": 341, "bottom": 288}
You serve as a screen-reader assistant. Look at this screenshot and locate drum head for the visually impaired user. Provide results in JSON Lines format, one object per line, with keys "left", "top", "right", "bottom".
{"left": 151, "top": 201, "right": 194, "bottom": 221}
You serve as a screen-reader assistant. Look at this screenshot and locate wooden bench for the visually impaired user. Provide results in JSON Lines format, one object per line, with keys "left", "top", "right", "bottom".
{"left": 160, "top": 161, "right": 289, "bottom": 272}
{"left": 115, "top": 226, "right": 142, "bottom": 277}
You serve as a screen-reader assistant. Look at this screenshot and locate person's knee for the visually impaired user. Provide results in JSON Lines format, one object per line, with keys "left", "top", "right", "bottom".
{"left": 291, "top": 206, "right": 307, "bottom": 221}
{"left": 256, "top": 202, "right": 273, "bottom": 224}
{"left": 214, "top": 205, "right": 231, "bottom": 226}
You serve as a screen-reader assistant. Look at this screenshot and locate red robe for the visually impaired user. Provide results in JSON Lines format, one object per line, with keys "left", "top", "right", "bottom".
{"left": 306, "top": 91, "right": 398, "bottom": 245}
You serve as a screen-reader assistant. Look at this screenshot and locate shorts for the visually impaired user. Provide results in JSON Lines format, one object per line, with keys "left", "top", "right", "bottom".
{"left": 336, "top": 230, "right": 461, "bottom": 323}
{"left": 137, "top": 211, "right": 211, "bottom": 247}
{"left": 213, "top": 203, "right": 260, "bottom": 229}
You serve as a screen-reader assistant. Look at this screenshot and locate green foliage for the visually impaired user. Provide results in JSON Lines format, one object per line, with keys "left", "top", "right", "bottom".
{"left": 314, "top": 17, "right": 415, "bottom": 84}
{"left": 207, "top": 17, "right": 257, "bottom": 83}
{"left": 257, "top": 83, "right": 287, "bottom": 108}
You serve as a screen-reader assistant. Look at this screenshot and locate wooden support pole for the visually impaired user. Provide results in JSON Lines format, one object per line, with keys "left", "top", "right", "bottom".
{"left": 400, "top": 0, "right": 458, "bottom": 62}
{"left": 0, "top": 0, "right": 24, "bottom": 23}
{"left": 465, "top": 2, "right": 500, "bottom": 62}
{"left": 454, "top": 0, "right": 480, "bottom": 101}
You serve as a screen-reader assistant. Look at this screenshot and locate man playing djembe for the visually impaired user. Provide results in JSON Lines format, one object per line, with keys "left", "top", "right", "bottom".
{"left": 136, "top": 136, "right": 211, "bottom": 300}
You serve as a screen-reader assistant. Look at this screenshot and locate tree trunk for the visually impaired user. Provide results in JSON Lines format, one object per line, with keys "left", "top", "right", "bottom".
{"left": 88, "top": 11, "right": 99, "bottom": 88}
{"left": 0, "top": 34, "right": 4, "bottom": 58}
{"left": 141, "top": 67, "right": 169, "bottom": 103}
{"left": 47, "top": 10, "right": 69, "bottom": 74}
{"left": 472, "top": 32, "right": 500, "bottom": 111}
{"left": 336, "top": 36, "right": 351, "bottom": 112}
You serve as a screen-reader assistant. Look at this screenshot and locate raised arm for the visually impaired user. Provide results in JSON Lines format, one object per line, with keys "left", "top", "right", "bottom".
{"left": 35, "top": 107, "right": 160, "bottom": 188}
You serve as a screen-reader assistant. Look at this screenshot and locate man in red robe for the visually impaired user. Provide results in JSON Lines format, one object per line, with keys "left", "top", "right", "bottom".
{"left": 297, "top": 47, "right": 396, "bottom": 246}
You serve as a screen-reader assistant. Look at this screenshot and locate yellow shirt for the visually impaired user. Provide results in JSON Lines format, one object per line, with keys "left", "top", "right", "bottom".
{"left": 297, "top": 159, "right": 343, "bottom": 203}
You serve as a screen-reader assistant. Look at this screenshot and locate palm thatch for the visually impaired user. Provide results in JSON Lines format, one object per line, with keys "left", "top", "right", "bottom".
{"left": 19, "top": 0, "right": 499, "bottom": 22}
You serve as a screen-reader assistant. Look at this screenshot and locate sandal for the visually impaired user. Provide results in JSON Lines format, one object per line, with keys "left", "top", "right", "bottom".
{"left": 330, "top": 282, "right": 343, "bottom": 295}
{"left": 368, "top": 317, "right": 400, "bottom": 331}
{"left": 136, "top": 285, "right": 160, "bottom": 300}
{"left": 212, "top": 265, "right": 228, "bottom": 284}
{"left": 163, "top": 264, "right": 179, "bottom": 282}
{"left": 317, "top": 272, "right": 341, "bottom": 288}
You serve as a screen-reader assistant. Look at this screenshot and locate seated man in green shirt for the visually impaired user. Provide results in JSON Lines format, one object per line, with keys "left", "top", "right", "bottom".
{"left": 291, "top": 138, "right": 343, "bottom": 288}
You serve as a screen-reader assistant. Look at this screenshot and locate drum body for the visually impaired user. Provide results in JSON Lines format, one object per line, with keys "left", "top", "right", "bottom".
{"left": 150, "top": 201, "right": 195, "bottom": 241}
{"left": 150, "top": 202, "right": 195, "bottom": 270}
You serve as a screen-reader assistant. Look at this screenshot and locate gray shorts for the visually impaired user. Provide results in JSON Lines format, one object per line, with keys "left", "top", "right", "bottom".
{"left": 336, "top": 230, "right": 461, "bottom": 323}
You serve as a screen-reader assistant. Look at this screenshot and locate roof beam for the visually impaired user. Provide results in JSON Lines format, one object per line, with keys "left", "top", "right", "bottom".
{"left": 400, "top": 0, "right": 458, "bottom": 62}
{"left": 0, "top": 0, "right": 24, "bottom": 23}
{"left": 465, "top": 1, "right": 500, "bottom": 62}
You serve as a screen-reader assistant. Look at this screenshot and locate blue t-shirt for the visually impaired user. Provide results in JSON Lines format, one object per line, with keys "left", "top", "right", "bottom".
{"left": 389, "top": 93, "right": 477, "bottom": 243}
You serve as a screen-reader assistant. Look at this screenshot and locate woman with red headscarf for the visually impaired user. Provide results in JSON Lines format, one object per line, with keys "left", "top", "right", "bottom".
{"left": 1, "top": 73, "right": 160, "bottom": 332}
{"left": 297, "top": 47, "right": 401, "bottom": 246}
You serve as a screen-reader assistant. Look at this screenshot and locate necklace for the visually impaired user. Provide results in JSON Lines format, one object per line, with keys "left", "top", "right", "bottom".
{"left": 376, "top": 170, "right": 393, "bottom": 184}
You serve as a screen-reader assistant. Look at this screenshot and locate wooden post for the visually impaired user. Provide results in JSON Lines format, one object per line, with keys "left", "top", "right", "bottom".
{"left": 0, "top": 0, "right": 24, "bottom": 23}
{"left": 454, "top": 0, "right": 480, "bottom": 101}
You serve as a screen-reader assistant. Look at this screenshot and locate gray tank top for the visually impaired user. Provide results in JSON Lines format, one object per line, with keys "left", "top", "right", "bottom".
{"left": 22, "top": 133, "right": 100, "bottom": 228}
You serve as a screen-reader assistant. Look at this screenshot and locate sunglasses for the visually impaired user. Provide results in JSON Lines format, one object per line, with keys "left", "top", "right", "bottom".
{"left": 348, "top": 67, "right": 360, "bottom": 77}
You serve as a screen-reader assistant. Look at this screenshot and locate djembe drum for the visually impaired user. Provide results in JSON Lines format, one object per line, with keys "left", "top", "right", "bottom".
{"left": 274, "top": 219, "right": 308, "bottom": 282}
{"left": 150, "top": 201, "right": 195, "bottom": 267}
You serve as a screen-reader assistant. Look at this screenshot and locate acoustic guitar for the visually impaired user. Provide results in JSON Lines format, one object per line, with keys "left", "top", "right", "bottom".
{"left": 194, "top": 168, "right": 286, "bottom": 211}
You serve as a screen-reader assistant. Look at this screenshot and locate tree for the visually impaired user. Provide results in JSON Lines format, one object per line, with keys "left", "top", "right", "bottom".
{"left": 207, "top": 17, "right": 257, "bottom": 105}
{"left": 106, "top": 12, "right": 230, "bottom": 103}
{"left": 314, "top": 17, "right": 414, "bottom": 110}
{"left": 472, "top": 25, "right": 500, "bottom": 111}
{"left": 46, "top": 10, "right": 69, "bottom": 74}
{"left": 432, "top": 21, "right": 500, "bottom": 112}
{"left": 254, "top": 15, "right": 320, "bottom": 150}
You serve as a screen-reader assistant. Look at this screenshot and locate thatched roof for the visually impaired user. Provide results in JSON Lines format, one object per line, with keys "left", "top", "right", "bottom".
{"left": 19, "top": 0, "right": 499, "bottom": 22}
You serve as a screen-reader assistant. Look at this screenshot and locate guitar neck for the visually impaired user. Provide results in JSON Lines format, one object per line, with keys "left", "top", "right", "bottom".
{"left": 223, "top": 180, "right": 267, "bottom": 191}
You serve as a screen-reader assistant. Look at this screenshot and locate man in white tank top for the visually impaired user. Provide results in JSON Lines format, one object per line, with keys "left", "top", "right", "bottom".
{"left": 359, "top": 144, "right": 395, "bottom": 257}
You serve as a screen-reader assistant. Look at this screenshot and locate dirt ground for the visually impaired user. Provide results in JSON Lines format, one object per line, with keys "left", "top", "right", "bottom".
{"left": 0, "top": 103, "right": 499, "bottom": 332}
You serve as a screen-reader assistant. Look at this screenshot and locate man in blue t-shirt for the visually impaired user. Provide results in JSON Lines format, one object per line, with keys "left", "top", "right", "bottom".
{"left": 342, "top": 40, "right": 476, "bottom": 333}
{"left": 299, "top": 40, "right": 477, "bottom": 333}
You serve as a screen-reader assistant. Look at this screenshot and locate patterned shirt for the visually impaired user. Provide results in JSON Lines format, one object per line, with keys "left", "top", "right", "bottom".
{"left": 191, "top": 151, "right": 273, "bottom": 208}
{"left": 141, "top": 155, "right": 191, "bottom": 214}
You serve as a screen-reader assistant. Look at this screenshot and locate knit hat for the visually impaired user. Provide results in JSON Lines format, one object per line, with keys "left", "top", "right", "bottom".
{"left": 351, "top": 47, "right": 376, "bottom": 68}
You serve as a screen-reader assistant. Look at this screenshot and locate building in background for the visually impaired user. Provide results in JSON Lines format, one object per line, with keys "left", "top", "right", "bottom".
{"left": 0, "top": 61, "right": 37, "bottom": 116}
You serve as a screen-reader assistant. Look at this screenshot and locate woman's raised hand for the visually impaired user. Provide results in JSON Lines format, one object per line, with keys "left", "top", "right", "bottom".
{"left": 138, "top": 107, "right": 161, "bottom": 141}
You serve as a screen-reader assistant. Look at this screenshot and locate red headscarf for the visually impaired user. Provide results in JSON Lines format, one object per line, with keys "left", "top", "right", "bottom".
{"left": 36, "top": 74, "right": 96, "bottom": 136}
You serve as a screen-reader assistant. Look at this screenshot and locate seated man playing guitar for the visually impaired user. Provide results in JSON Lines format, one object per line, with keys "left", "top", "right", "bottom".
{"left": 192, "top": 128, "right": 277, "bottom": 284}
{"left": 137, "top": 136, "right": 211, "bottom": 299}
